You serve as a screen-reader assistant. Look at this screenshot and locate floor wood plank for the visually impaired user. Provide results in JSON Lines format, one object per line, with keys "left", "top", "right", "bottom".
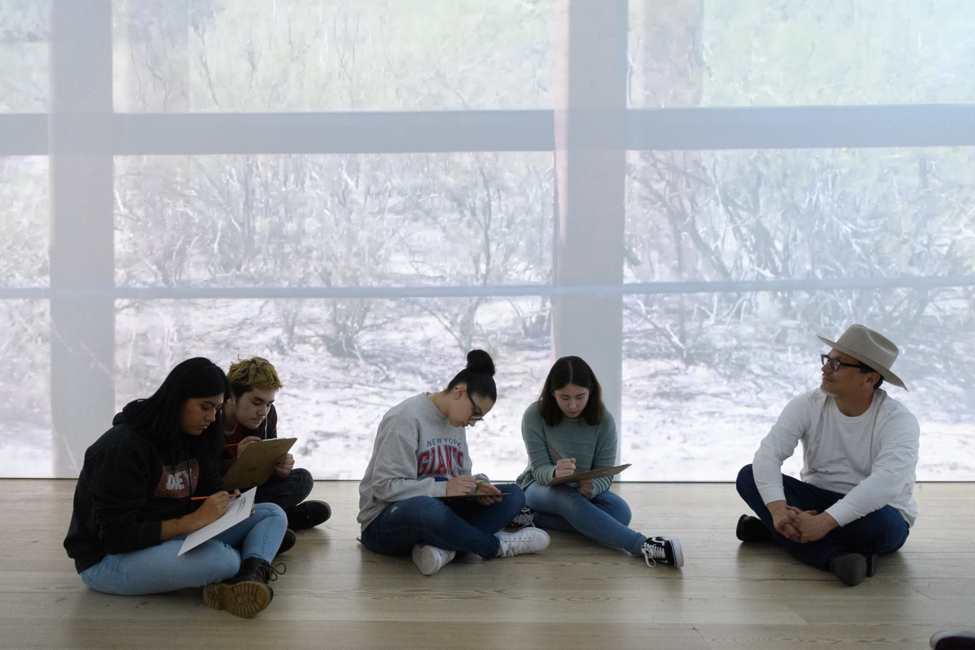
{"left": 1, "top": 479, "right": 971, "bottom": 650}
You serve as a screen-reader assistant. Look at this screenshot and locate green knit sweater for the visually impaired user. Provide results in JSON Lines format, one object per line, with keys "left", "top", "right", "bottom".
{"left": 515, "top": 401, "right": 618, "bottom": 498}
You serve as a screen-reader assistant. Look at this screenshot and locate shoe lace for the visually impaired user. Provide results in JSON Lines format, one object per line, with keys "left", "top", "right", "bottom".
{"left": 641, "top": 540, "right": 666, "bottom": 568}
{"left": 269, "top": 561, "right": 286, "bottom": 582}
{"left": 258, "top": 561, "right": 287, "bottom": 583}
{"left": 498, "top": 530, "right": 536, "bottom": 557}
{"left": 510, "top": 506, "right": 535, "bottom": 528}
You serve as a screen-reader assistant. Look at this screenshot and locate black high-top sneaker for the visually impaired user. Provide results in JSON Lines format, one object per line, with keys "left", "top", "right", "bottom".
{"left": 640, "top": 536, "right": 684, "bottom": 568}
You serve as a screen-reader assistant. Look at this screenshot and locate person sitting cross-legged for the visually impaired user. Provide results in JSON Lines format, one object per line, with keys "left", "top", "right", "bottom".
{"left": 221, "top": 357, "right": 331, "bottom": 554}
{"left": 513, "top": 356, "right": 683, "bottom": 570}
{"left": 358, "top": 349, "right": 550, "bottom": 576}
{"left": 64, "top": 357, "right": 287, "bottom": 618}
{"left": 736, "top": 324, "right": 919, "bottom": 586}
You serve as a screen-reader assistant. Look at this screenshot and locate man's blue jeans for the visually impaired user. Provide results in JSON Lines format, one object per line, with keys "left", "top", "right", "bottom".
{"left": 736, "top": 464, "right": 910, "bottom": 571}
{"left": 80, "top": 502, "right": 287, "bottom": 595}
{"left": 525, "top": 482, "right": 644, "bottom": 555}
{"left": 360, "top": 483, "right": 525, "bottom": 559}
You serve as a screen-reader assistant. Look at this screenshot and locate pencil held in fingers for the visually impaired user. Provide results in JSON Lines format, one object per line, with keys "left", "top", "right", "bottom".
{"left": 554, "top": 457, "right": 576, "bottom": 478}
{"left": 191, "top": 492, "right": 238, "bottom": 502}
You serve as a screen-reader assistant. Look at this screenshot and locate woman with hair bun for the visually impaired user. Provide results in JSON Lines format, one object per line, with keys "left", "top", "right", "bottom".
{"left": 358, "top": 349, "right": 550, "bottom": 575}
{"left": 513, "top": 356, "right": 684, "bottom": 569}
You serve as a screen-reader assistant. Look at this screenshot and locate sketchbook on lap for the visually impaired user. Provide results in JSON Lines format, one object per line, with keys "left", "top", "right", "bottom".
{"left": 547, "top": 463, "right": 631, "bottom": 486}
{"left": 179, "top": 487, "right": 257, "bottom": 556}
{"left": 222, "top": 437, "right": 297, "bottom": 491}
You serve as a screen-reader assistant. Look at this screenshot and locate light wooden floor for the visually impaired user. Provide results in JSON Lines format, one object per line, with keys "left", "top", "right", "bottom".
{"left": 2, "top": 480, "right": 972, "bottom": 650}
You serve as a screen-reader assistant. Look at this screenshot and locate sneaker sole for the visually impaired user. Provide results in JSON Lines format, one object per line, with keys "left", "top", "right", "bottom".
{"left": 203, "top": 581, "right": 273, "bottom": 618}
{"left": 662, "top": 536, "right": 684, "bottom": 569}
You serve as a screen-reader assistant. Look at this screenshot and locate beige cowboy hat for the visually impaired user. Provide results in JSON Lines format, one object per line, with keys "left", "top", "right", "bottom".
{"left": 817, "top": 324, "right": 907, "bottom": 390}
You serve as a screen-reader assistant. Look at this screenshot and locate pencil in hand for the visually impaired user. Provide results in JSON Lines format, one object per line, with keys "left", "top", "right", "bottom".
{"left": 190, "top": 493, "right": 238, "bottom": 501}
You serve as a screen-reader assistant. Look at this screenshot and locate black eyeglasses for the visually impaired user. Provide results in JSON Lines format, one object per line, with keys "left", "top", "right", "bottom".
{"left": 820, "top": 353, "right": 865, "bottom": 372}
{"left": 466, "top": 392, "right": 483, "bottom": 423}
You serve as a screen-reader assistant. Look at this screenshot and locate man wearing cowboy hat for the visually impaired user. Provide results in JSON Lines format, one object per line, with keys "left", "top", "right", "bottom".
{"left": 735, "top": 324, "right": 919, "bottom": 586}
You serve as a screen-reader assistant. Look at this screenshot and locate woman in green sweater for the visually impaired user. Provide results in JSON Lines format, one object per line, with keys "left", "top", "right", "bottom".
{"left": 515, "top": 356, "right": 683, "bottom": 568}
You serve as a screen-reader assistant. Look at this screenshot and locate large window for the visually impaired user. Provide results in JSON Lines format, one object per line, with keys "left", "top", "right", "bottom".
{"left": 2, "top": 0, "right": 973, "bottom": 480}
{"left": 113, "top": 0, "right": 554, "bottom": 112}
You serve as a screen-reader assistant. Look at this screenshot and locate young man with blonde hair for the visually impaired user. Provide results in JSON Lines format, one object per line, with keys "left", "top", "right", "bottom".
{"left": 222, "top": 357, "right": 330, "bottom": 552}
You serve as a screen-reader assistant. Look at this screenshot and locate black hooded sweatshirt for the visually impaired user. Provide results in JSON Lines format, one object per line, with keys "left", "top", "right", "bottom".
{"left": 63, "top": 404, "right": 224, "bottom": 573}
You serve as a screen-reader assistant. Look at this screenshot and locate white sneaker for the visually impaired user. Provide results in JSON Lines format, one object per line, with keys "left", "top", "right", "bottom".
{"left": 412, "top": 543, "right": 456, "bottom": 576}
{"left": 495, "top": 528, "right": 551, "bottom": 558}
{"left": 640, "top": 536, "right": 684, "bottom": 569}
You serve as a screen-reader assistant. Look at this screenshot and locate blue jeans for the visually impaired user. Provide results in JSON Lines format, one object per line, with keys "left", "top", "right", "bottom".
{"left": 525, "top": 482, "right": 644, "bottom": 555}
{"left": 736, "top": 464, "right": 910, "bottom": 571}
{"left": 257, "top": 467, "right": 314, "bottom": 512}
{"left": 80, "top": 503, "right": 287, "bottom": 595}
{"left": 360, "top": 484, "right": 525, "bottom": 559}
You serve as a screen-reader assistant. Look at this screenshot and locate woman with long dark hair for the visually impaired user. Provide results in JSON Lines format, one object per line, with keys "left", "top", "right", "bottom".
{"left": 514, "top": 356, "right": 684, "bottom": 569}
{"left": 358, "top": 349, "right": 550, "bottom": 575}
{"left": 64, "top": 357, "right": 288, "bottom": 618}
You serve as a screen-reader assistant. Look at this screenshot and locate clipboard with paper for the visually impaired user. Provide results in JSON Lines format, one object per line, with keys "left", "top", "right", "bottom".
{"left": 178, "top": 487, "right": 257, "bottom": 556}
{"left": 548, "top": 463, "right": 631, "bottom": 486}
{"left": 222, "top": 437, "right": 297, "bottom": 491}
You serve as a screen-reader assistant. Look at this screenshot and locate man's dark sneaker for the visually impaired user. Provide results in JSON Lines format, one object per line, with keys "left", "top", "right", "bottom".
{"left": 640, "top": 536, "right": 684, "bottom": 569}
{"left": 829, "top": 552, "right": 867, "bottom": 586}
{"left": 203, "top": 557, "right": 284, "bottom": 618}
{"left": 931, "top": 630, "right": 975, "bottom": 650}
{"left": 736, "top": 514, "right": 774, "bottom": 543}
{"left": 277, "top": 528, "right": 296, "bottom": 556}
{"left": 509, "top": 506, "right": 536, "bottom": 529}
{"left": 286, "top": 500, "right": 331, "bottom": 530}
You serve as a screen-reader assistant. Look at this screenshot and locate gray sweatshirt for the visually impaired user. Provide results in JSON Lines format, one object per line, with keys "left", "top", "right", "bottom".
{"left": 357, "top": 393, "right": 476, "bottom": 530}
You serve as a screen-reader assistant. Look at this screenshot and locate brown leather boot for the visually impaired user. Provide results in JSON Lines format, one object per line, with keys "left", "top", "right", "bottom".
{"left": 203, "top": 557, "right": 281, "bottom": 618}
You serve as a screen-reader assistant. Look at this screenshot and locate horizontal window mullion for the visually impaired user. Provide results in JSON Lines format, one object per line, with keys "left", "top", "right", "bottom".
{"left": 3, "top": 274, "right": 973, "bottom": 301}
{"left": 5, "top": 105, "right": 975, "bottom": 156}
{"left": 628, "top": 104, "right": 975, "bottom": 150}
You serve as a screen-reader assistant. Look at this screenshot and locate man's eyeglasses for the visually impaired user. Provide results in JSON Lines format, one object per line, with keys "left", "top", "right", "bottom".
{"left": 820, "top": 353, "right": 866, "bottom": 372}
{"left": 466, "top": 392, "right": 483, "bottom": 423}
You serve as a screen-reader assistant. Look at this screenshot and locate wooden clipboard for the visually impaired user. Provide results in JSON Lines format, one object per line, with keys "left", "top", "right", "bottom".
{"left": 548, "top": 463, "right": 631, "bottom": 486}
{"left": 222, "top": 437, "right": 297, "bottom": 491}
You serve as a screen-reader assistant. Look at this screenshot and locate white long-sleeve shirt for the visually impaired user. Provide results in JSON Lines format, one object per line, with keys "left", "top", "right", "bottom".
{"left": 753, "top": 388, "right": 920, "bottom": 527}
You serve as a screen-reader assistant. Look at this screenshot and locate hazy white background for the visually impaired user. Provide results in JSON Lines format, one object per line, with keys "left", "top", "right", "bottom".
{"left": 1, "top": 0, "right": 973, "bottom": 481}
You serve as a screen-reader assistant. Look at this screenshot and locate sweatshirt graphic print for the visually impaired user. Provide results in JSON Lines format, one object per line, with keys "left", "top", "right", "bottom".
{"left": 417, "top": 436, "right": 465, "bottom": 478}
{"left": 154, "top": 459, "right": 200, "bottom": 499}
